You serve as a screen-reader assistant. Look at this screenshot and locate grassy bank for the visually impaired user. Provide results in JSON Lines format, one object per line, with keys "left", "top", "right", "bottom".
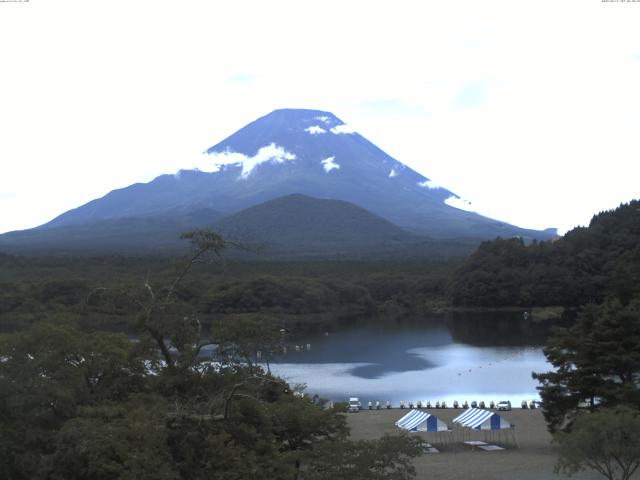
{"left": 346, "top": 409, "right": 614, "bottom": 480}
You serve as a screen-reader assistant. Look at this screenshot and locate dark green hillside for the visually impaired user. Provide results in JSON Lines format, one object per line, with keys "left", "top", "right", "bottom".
{"left": 214, "top": 194, "right": 415, "bottom": 253}
{"left": 450, "top": 200, "right": 640, "bottom": 307}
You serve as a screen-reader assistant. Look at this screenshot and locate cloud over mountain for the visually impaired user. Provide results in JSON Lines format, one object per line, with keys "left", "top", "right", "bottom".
{"left": 1, "top": 108, "right": 556, "bottom": 254}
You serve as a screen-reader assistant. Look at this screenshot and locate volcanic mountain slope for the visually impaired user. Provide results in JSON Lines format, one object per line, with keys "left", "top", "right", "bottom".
{"left": 0, "top": 195, "right": 466, "bottom": 258}
{"left": 0, "top": 108, "right": 556, "bottom": 255}
{"left": 39, "top": 109, "right": 555, "bottom": 240}
{"left": 0, "top": 208, "right": 224, "bottom": 254}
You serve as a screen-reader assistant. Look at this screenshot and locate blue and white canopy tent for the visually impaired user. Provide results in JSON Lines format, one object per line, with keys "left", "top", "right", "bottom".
{"left": 452, "top": 408, "right": 518, "bottom": 447}
{"left": 395, "top": 409, "right": 452, "bottom": 444}
{"left": 452, "top": 408, "right": 512, "bottom": 430}
{"left": 396, "top": 409, "right": 450, "bottom": 432}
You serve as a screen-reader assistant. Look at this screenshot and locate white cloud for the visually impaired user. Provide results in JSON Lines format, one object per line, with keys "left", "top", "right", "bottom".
{"left": 330, "top": 124, "right": 356, "bottom": 134}
{"left": 202, "top": 143, "right": 296, "bottom": 178}
{"left": 418, "top": 179, "right": 440, "bottom": 189}
{"left": 305, "top": 125, "right": 326, "bottom": 134}
{"left": 315, "top": 116, "right": 331, "bottom": 124}
{"left": 227, "top": 73, "right": 256, "bottom": 83}
{"left": 445, "top": 195, "right": 474, "bottom": 212}
{"left": 186, "top": 150, "right": 244, "bottom": 174}
{"left": 321, "top": 156, "right": 340, "bottom": 172}
{"left": 389, "top": 169, "right": 397, "bottom": 178}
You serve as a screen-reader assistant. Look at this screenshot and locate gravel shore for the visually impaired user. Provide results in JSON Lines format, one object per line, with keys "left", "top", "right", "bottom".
{"left": 347, "top": 408, "right": 618, "bottom": 480}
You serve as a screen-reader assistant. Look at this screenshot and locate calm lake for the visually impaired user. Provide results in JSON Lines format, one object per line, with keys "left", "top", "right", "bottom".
{"left": 268, "top": 312, "right": 554, "bottom": 406}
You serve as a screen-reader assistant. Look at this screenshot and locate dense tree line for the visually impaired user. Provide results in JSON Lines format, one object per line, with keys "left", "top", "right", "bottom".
{"left": 512, "top": 202, "right": 640, "bottom": 479}
{"left": 0, "top": 253, "right": 454, "bottom": 335}
{"left": 450, "top": 200, "right": 640, "bottom": 308}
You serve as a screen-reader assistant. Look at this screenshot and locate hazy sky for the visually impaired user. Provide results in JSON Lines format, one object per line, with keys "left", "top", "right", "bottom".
{"left": 1, "top": 0, "right": 639, "bottom": 235}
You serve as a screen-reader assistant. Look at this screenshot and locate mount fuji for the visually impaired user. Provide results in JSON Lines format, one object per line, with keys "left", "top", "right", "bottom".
{"left": 0, "top": 109, "right": 556, "bottom": 255}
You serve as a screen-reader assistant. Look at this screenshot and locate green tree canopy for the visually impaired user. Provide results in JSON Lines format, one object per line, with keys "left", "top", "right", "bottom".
{"left": 301, "top": 434, "right": 422, "bottom": 480}
{"left": 449, "top": 200, "right": 640, "bottom": 308}
{"left": 0, "top": 229, "right": 421, "bottom": 480}
{"left": 533, "top": 298, "right": 640, "bottom": 432}
{"left": 555, "top": 407, "right": 640, "bottom": 480}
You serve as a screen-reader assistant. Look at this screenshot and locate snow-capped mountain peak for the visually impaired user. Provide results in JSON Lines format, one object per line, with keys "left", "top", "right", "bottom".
{"left": 40, "top": 108, "right": 556, "bottom": 241}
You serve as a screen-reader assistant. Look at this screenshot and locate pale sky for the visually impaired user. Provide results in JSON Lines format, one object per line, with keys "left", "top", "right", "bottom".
{"left": 1, "top": 0, "right": 639, "bottom": 235}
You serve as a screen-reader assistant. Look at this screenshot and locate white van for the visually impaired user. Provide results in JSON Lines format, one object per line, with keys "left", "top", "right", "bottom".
{"left": 348, "top": 397, "right": 362, "bottom": 412}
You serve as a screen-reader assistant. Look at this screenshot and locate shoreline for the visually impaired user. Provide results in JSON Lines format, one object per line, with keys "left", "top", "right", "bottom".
{"left": 424, "top": 304, "right": 566, "bottom": 321}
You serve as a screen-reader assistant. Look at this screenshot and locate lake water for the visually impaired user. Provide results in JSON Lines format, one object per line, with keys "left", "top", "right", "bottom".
{"left": 268, "top": 312, "right": 554, "bottom": 406}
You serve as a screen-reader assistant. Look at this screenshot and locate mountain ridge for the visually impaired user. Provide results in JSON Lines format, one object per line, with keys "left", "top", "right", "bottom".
{"left": 0, "top": 194, "right": 478, "bottom": 258}
{"left": 1, "top": 108, "right": 557, "bottom": 255}
{"left": 215, "top": 193, "right": 414, "bottom": 250}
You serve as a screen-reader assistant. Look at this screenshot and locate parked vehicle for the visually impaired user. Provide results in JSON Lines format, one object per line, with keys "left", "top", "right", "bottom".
{"left": 470, "top": 400, "right": 478, "bottom": 408}
{"left": 578, "top": 397, "right": 602, "bottom": 409}
{"left": 348, "top": 397, "right": 362, "bottom": 412}
{"left": 496, "top": 400, "right": 512, "bottom": 411}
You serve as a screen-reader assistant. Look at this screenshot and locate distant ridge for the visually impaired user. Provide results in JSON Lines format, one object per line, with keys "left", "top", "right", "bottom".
{"left": 0, "top": 195, "right": 477, "bottom": 258}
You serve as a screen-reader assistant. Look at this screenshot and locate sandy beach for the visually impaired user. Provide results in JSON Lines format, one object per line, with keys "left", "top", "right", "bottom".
{"left": 347, "top": 408, "right": 627, "bottom": 480}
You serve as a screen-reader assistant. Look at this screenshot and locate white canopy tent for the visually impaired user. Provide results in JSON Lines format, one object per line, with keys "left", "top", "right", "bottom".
{"left": 452, "top": 408, "right": 517, "bottom": 447}
{"left": 395, "top": 409, "right": 452, "bottom": 445}
{"left": 396, "top": 409, "right": 450, "bottom": 432}
{"left": 452, "top": 408, "right": 513, "bottom": 430}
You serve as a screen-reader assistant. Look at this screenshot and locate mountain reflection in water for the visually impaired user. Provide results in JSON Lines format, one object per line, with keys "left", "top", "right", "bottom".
{"left": 269, "top": 312, "right": 556, "bottom": 404}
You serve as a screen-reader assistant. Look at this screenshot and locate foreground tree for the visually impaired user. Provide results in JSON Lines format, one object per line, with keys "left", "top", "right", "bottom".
{"left": 128, "top": 229, "right": 232, "bottom": 371}
{"left": 301, "top": 434, "right": 422, "bottom": 480}
{"left": 555, "top": 407, "right": 640, "bottom": 480}
{"left": 533, "top": 298, "right": 640, "bottom": 432}
{"left": 43, "top": 399, "right": 177, "bottom": 480}
{"left": 0, "top": 321, "right": 145, "bottom": 480}
{"left": 0, "top": 230, "right": 422, "bottom": 479}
